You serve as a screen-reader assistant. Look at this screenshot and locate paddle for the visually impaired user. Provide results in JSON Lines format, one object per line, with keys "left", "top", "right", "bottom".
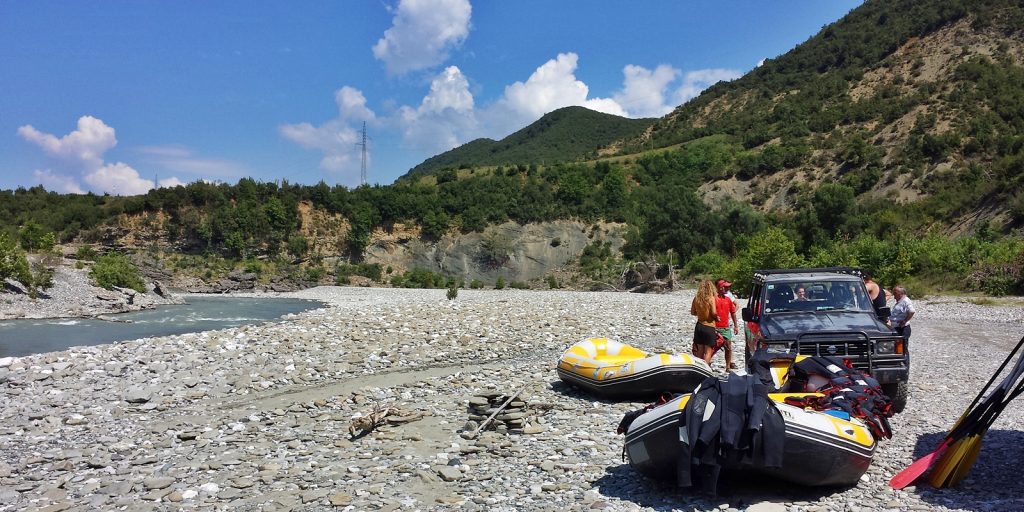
{"left": 890, "top": 334, "right": 1024, "bottom": 489}
{"left": 935, "top": 370, "right": 1024, "bottom": 487}
{"left": 928, "top": 352, "right": 1024, "bottom": 487}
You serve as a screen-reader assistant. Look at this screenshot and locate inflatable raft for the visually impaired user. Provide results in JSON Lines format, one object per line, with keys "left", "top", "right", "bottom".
{"left": 623, "top": 390, "right": 876, "bottom": 487}
{"left": 556, "top": 337, "right": 714, "bottom": 399}
{"left": 622, "top": 356, "right": 880, "bottom": 487}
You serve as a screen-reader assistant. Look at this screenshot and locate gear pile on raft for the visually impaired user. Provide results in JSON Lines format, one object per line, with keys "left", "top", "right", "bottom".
{"left": 557, "top": 338, "right": 897, "bottom": 491}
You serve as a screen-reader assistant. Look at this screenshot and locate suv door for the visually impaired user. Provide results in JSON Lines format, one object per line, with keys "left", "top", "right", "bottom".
{"left": 742, "top": 283, "right": 763, "bottom": 360}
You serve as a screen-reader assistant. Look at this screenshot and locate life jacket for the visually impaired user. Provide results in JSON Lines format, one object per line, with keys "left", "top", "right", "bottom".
{"left": 781, "top": 355, "right": 894, "bottom": 439}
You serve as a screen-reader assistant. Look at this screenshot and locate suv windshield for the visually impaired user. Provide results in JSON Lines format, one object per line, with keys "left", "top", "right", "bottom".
{"left": 763, "top": 279, "right": 872, "bottom": 313}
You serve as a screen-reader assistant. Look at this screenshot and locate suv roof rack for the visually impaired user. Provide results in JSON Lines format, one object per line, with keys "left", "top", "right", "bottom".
{"left": 752, "top": 267, "right": 864, "bottom": 284}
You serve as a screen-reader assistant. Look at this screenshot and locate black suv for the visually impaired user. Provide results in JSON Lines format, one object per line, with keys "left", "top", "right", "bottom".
{"left": 740, "top": 267, "right": 909, "bottom": 412}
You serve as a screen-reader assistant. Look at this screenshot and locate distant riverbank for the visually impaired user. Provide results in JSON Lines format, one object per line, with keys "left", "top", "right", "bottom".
{"left": 1, "top": 262, "right": 184, "bottom": 320}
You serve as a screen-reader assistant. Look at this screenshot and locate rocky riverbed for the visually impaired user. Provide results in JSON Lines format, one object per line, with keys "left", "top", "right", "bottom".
{"left": 1, "top": 264, "right": 182, "bottom": 321}
{"left": 1, "top": 287, "right": 1023, "bottom": 511}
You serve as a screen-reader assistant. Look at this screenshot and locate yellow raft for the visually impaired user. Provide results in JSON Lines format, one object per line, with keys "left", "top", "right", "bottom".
{"left": 556, "top": 337, "right": 714, "bottom": 399}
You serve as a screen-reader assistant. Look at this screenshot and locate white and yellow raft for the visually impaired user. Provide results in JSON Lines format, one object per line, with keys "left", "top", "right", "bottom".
{"left": 624, "top": 356, "right": 877, "bottom": 487}
{"left": 556, "top": 337, "right": 714, "bottom": 399}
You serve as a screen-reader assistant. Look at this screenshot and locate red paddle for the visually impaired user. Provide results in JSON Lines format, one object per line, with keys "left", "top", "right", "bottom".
{"left": 889, "top": 438, "right": 952, "bottom": 489}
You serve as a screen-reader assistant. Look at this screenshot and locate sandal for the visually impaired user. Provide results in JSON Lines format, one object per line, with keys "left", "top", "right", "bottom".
{"left": 728, "top": 362, "right": 740, "bottom": 370}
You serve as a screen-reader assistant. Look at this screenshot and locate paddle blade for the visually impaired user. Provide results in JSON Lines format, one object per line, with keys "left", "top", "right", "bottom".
{"left": 948, "top": 434, "right": 984, "bottom": 487}
{"left": 929, "top": 436, "right": 972, "bottom": 488}
{"left": 890, "top": 438, "right": 951, "bottom": 489}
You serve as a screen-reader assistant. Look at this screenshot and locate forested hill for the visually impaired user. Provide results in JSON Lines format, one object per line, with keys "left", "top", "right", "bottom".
{"left": 6, "top": 0, "right": 1024, "bottom": 297}
{"left": 401, "top": 106, "right": 653, "bottom": 180}
{"left": 616, "top": 0, "right": 1024, "bottom": 230}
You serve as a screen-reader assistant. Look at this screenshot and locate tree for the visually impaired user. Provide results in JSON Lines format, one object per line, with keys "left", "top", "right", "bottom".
{"left": 0, "top": 233, "right": 31, "bottom": 285}
{"left": 90, "top": 253, "right": 146, "bottom": 293}
{"left": 18, "top": 220, "right": 56, "bottom": 252}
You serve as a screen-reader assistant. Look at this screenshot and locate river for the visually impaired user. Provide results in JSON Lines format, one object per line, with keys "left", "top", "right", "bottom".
{"left": 0, "top": 295, "right": 325, "bottom": 357}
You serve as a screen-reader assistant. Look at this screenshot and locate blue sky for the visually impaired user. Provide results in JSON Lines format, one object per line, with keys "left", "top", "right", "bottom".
{"left": 0, "top": 0, "right": 862, "bottom": 195}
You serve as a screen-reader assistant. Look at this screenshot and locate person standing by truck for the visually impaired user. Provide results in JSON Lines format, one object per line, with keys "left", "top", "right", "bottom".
{"left": 714, "top": 279, "right": 739, "bottom": 370}
{"left": 888, "top": 285, "right": 915, "bottom": 343}
{"left": 690, "top": 280, "right": 719, "bottom": 365}
{"left": 863, "top": 272, "right": 889, "bottom": 322}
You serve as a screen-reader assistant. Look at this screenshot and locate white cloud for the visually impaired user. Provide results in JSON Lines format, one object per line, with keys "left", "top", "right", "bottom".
{"left": 17, "top": 116, "right": 183, "bottom": 195}
{"left": 32, "top": 170, "right": 85, "bottom": 194}
{"left": 159, "top": 176, "right": 186, "bottom": 188}
{"left": 673, "top": 68, "right": 743, "bottom": 105}
{"left": 613, "top": 64, "right": 681, "bottom": 118}
{"left": 489, "top": 53, "right": 625, "bottom": 135}
{"left": 372, "top": 0, "right": 472, "bottom": 75}
{"left": 18, "top": 116, "right": 116, "bottom": 169}
{"left": 397, "top": 66, "right": 478, "bottom": 153}
{"left": 135, "top": 145, "right": 247, "bottom": 178}
{"left": 84, "top": 162, "right": 158, "bottom": 196}
{"left": 335, "top": 86, "right": 376, "bottom": 122}
{"left": 279, "top": 119, "right": 363, "bottom": 178}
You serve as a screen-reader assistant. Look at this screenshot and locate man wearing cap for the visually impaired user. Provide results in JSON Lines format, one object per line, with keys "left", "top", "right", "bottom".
{"left": 715, "top": 279, "right": 739, "bottom": 370}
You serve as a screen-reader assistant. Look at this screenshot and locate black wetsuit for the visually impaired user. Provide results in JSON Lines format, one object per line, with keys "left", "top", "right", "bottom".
{"left": 677, "top": 374, "right": 785, "bottom": 493}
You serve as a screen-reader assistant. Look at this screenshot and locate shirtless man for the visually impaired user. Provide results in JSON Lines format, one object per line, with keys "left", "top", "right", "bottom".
{"left": 863, "top": 271, "right": 888, "bottom": 322}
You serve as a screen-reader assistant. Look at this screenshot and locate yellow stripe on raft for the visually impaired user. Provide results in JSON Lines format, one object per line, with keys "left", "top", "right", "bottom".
{"left": 669, "top": 391, "right": 873, "bottom": 446}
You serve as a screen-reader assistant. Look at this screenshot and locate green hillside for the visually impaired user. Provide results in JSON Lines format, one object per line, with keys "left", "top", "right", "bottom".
{"left": 620, "top": 0, "right": 1024, "bottom": 231}
{"left": 6, "top": 0, "right": 1024, "bottom": 296}
{"left": 402, "top": 106, "right": 653, "bottom": 180}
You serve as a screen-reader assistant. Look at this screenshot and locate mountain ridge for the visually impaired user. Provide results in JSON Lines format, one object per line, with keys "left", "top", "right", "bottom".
{"left": 401, "top": 106, "right": 654, "bottom": 180}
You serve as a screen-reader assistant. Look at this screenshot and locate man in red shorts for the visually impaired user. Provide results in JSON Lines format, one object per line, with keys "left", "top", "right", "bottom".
{"left": 714, "top": 279, "right": 739, "bottom": 370}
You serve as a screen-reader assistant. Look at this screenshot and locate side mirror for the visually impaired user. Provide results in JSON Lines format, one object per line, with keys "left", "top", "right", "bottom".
{"left": 741, "top": 308, "right": 753, "bottom": 322}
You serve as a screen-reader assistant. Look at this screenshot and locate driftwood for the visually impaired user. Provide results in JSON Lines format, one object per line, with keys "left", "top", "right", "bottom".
{"left": 348, "top": 402, "right": 429, "bottom": 439}
{"left": 619, "top": 257, "right": 675, "bottom": 293}
{"left": 469, "top": 385, "right": 527, "bottom": 438}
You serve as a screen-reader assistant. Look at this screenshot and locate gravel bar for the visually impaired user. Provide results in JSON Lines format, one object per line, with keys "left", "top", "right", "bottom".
{"left": 1, "top": 287, "right": 1023, "bottom": 511}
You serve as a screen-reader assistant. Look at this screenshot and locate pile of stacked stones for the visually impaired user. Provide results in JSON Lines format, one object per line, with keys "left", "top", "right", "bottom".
{"left": 465, "top": 392, "right": 528, "bottom": 435}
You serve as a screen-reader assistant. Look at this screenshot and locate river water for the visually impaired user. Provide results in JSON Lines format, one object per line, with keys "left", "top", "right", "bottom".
{"left": 0, "top": 296, "right": 325, "bottom": 357}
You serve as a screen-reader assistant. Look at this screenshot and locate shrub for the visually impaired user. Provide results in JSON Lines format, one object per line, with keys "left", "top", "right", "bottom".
{"left": 447, "top": 281, "right": 459, "bottom": 300}
{"left": 721, "top": 227, "right": 804, "bottom": 294}
{"left": 470, "top": 279, "right": 483, "bottom": 289}
{"left": 243, "top": 258, "right": 264, "bottom": 275}
{"left": 547, "top": 275, "right": 560, "bottom": 289}
{"left": 18, "top": 221, "right": 56, "bottom": 252}
{"left": 477, "top": 231, "right": 514, "bottom": 269}
{"left": 305, "top": 266, "right": 325, "bottom": 282}
{"left": 90, "top": 253, "right": 146, "bottom": 292}
{"left": 0, "top": 233, "right": 31, "bottom": 285}
{"left": 392, "top": 267, "right": 447, "bottom": 289}
{"left": 287, "top": 235, "right": 309, "bottom": 259}
{"left": 336, "top": 262, "right": 383, "bottom": 282}
{"left": 550, "top": 237, "right": 562, "bottom": 247}
{"left": 495, "top": 277, "right": 506, "bottom": 290}
{"left": 683, "top": 250, "right": 728, "bottom": 278}
{"left": 510, "top": 281, "right": 530, "bottom": 290}
{"left": 75, "top": 245, "right": 98, "bottom": 261}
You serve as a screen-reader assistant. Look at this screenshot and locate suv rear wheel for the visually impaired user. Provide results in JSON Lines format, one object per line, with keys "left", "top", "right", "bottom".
{"left": 882, "top": 381, "right": 909, "bottom": 413}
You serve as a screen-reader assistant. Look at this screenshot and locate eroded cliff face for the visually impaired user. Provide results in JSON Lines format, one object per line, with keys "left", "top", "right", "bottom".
{"left": 365, "top": 220, "right": 626, "bottom": 283}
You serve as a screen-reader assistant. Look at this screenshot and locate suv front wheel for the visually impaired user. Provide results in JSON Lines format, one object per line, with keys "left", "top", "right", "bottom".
{"left": 882, "top": 381, "right": 909, "bottom": 413}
